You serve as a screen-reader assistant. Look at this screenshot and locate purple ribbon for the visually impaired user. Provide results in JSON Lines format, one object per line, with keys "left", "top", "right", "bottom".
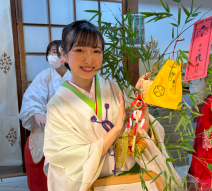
{"left": 91, "top": 103, "right": 117, "bottom": 176}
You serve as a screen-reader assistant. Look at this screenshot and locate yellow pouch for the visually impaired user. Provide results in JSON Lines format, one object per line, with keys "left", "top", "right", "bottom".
{"left": 144, "top": 60, "right": 182, "bottom": 110}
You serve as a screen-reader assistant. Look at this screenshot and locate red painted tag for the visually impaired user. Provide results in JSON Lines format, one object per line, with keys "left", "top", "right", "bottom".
{"left": 134, "top": 123, "right": 138, "bottom": 136}
{"left": 184, "top": 16, "right": 212, "bottom": 81}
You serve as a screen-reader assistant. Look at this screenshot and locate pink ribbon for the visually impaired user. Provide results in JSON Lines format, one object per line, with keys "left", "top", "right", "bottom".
{"left": 172, "top": 39, "right": 185, "bottom": 60}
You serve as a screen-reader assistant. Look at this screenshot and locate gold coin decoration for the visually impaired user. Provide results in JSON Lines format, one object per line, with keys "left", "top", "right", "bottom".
{"left": 115, "top": 131, "right": 128, "bottom": 168}
{"left": 127, "top": 131, "right": 147, "bottom": 157}
{"left": 128, "top": 130, "right": 140, "bottom": 146}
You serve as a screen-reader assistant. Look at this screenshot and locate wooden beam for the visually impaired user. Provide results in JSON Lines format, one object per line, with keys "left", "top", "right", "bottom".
{"left": 122, "top": 0, "right": 127, "bottom": 15}
{"left": 47, "top": 0, "right": 52, "bottom": 42}
{"left": 25, "top": 52, "right": 46, "bottom": 55}
{"left": 73, "top": 0, "right": 76, "bottom": 21}
{"left": 23, "top": 23, "right": 66, "bottom": 27}
{"left": 11, "top": 0, "right": 27, "bottom": 173}
{"left": 17, "top": 0, "right": 27, "bottom": 93}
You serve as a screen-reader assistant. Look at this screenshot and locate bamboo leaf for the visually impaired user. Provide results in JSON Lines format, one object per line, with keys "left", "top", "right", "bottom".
{"left": 184, "top": 143, "right": 195, "bottom": 152}
{"left": 142, "top": 168, "right": 153, "bottom": 179}
{"left": 182, "top": 6, "right": 190, "bottom": 16}
{"left": 165, "top": 148, "right": 173, "bottom": 159}
{"left": 166, "top": 161, "right": 181, "bottom": 189}
{"left": 151, "top": 171, "right": 164, "bottom": 184}
{"left": 177, "top": 149, "right": 181, "bottom": 161}
{"left": 172, "top": 27, "right": 174, "bottom": 38}
{"left": 165, "top": 135, "right": 170, "bottom": 146}
{"left": 178, "top": 8, "right": 181, "bottom": 25}
{"left": 169, "top": 109, "right": 173, "bottom": 124}
{"left": 170, "top": 23, "right": 178, "bottom": 27}
{"left": 205, "top": 90, "right": 212, "bottom": 95}
{"left": 190, "top": 96, "right": 199, "bottom": 112}
{"left": 89, "top": 13, "right": 98, "bottom": 22}
{"left": 146, "top": 155, "right": 158, "bottom": 165}
{"left": 172, "top": 0, "right": 181, "bottom": 2}
{"left": 207, "top": 163, "right": 212, "bottom": 172}
{"left": 192, "top": 13, "right": 200, "bottom": 17}
{"left": 191, "top": 0, "right": 194, "bottom": 13}
{"left": 166, "top": 3, "right": 170, "bottom": 12}
{"left": 185, "top": 18, "right": 195, "bottom": 24}
{"left": 179, "top": 49, "right": 191, "bottom": 62}
{"left": 174, "top": 116, "right": 183, "bottom": 132}
{"left": 166, "top": 158, "right": 175, "bottom": 162}
{"left": 192, "top": 95, "right": 206, "bottom": 104}
{"left": 166, "top": 144, "right": 195, "bottom": 152}
{"left": 193, "top": 4, "right": 203, "bottom": 14}
{"left": 84, "top": 10, "right": 100, "bottom": 13}
{"left": 177, "top": 101, "right": 184, "bottom": 107}
{"left": 160, "top": 0, "right": 168, "bottom": 12}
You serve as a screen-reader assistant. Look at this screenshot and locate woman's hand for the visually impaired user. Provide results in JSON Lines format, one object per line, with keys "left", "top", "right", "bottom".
{"left": 102, "top": 91, "right": 126, "bottom": 156}
{"left": 115, "top": 91, "right": 126, "bottom": 132}
{"left": 135, "top": 72, "right": 152, "bottom": 90}
{"left": 34, "top": 113, "right": 46, "bottom": 128}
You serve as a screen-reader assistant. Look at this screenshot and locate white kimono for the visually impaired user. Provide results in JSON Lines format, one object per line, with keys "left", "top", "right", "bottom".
{"left": 19, "top": 68, "right": 72, "bottom": 131}
{"left": 43, "top": 75, "right": 181, "bottom": 191}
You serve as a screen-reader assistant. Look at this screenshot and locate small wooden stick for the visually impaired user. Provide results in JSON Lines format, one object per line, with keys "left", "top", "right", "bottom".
{"left": 132, "top": 110, "right": 140, "bottom": 152}
{"left": 141, "top": 79, "right": 144, "bottom": 99}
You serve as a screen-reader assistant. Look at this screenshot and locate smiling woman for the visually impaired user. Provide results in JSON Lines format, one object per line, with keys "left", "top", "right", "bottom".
{"left": 43, "top": 20, "right": 181, "bottom": 191}
{"left": 60, "top": 20, "right": 104, "bottom": 92}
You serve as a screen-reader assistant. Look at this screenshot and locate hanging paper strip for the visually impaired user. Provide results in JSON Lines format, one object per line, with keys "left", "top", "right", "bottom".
{"left": 184, "top": 16, "right": 212, "bottom": 81}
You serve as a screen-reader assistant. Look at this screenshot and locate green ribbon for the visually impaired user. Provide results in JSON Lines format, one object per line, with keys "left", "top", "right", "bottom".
{"left": 62, "top": 75, "right": 102, "bottom": 120}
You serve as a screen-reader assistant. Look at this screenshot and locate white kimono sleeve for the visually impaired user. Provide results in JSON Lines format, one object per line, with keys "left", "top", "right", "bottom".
{"left": 19, "top": 72, "right": 48, "bottom": 131}
{"left": 44, "top": 96, "right": 104, "bottom": 191}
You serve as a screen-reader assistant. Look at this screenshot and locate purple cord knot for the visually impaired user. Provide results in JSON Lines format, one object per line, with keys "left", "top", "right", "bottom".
{"left": 105, "top": 103, "right": 109, "bottom": 109}
{"left": 90, "top": 103, "right": 117, "bottom": 176}
{"left": 91, "top": 116, "right": 97, "bottom": 122}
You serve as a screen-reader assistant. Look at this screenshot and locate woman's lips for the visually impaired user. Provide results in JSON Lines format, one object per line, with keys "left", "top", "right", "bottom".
{"left": 80, "top": 67, "right": 94, "bottom": 72}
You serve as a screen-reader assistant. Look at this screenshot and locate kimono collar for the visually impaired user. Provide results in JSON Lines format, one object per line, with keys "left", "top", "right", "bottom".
{"left": 68, "top": 77, "right": 95, "bottom": 102}
{"left": 61, "top": 75, "right": 102, "bottom": 120}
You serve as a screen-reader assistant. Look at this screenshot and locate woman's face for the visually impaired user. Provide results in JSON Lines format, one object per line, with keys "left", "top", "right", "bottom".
{"left": 65, "top": 41, "right": 103, "bottom": 80}
{"left": 48, "top": 45, "right": 57, "bottom": 56}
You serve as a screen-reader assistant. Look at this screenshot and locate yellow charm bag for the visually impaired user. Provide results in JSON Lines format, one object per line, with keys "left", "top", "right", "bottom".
{"left": 144, "top": 60, "right": 182, "bottom": 110}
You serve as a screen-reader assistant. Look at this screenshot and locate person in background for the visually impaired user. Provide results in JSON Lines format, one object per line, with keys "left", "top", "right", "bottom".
{"left": 189, "top": 59, "right": 212, "bottom": 189}
{"left": 19, "top": 40, "right": 72, "bottom": 191}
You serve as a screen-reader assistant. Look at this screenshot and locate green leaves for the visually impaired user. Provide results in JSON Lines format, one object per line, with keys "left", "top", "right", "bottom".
{"left": 207, "top": 163, "right": 212, "bottom": 172}
{"left": 183, "top": 6, "right": 190, "bottom": 16}
{"left": 172, "top": 0, "right": 181, "bottom": 2}
{"left": 170, "top": 23, "right": 178, "bottom": 27}
{"left": 190, "top": 96, "right": 199, "bottom": 112}
{"left": 179, "top": 49, "right": 191, "bottom": 62}
{"left": 151, "top": 171, "right": 164, "bottom": 184}
{"left": 147, "top": 155, "right": 158, "bottom": 165}
{"left": 191, "top": 0, "right": 194, "bottom": 13}
{"left": 160, "top": 0, "right": 170, "bottom": 12}
{"left": 178, "top": 8, "right": 181, "bottom": 25}
{"left": 165, "top": 135, "right": 170, "bottom": 146}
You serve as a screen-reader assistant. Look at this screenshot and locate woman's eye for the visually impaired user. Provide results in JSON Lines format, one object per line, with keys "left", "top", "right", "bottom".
{"left": 76, "top": 49, "right": 83, "bottom": 52}
{"left": 94, "top": 50, "right": 101, "bottom": 53}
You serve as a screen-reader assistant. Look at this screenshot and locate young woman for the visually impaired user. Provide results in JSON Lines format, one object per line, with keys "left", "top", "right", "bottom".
{"left": 19, "top": 40, "right": 72, "bottom": 191}
{"left": 43, "top": 21, "right": 181, "bottom": 191}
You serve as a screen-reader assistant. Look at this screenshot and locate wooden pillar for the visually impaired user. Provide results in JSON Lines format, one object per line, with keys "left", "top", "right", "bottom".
{"left": 14, "top": 0, "right": 28, "bottom": 173}
{"left": 127, "top": 0, "right": 139, "bottom": 86}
